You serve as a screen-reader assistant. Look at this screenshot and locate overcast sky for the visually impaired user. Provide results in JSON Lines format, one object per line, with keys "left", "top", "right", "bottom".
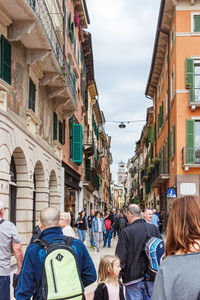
{"left": 86, "top": 0, "right": 161, "bottom": 182}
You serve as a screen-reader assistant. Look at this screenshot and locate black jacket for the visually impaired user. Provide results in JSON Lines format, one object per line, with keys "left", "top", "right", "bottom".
{"left": 115, "top": 219, "right": 161, "bottom": 283}
{"left": 94, "top": 282, "right": 125, "bottom": 300}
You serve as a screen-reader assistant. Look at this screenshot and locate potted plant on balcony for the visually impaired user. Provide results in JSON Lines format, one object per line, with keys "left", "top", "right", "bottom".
{"left": 74, "top": 11, "right": 80, "bottom": 27}
{"left": 152, "top": 157, "right": 160, "bottom": 165}
{"left": 147, "top": 164, "right": 155, "bottom": 176}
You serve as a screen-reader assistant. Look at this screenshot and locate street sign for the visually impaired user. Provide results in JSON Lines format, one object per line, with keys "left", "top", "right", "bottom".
{"left": 167, "top": 187, "right": 176, "bottom": 198}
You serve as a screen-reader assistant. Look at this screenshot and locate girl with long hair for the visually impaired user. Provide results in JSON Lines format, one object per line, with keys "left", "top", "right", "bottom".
{"left": 153, "top": 196, "right": 200, "bottom": 299}
{"left": 94, "top": 255, "right": 125, "bottom": 300}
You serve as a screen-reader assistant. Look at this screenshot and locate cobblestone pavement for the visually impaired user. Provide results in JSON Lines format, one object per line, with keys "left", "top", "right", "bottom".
{"left": 10, "top": 234, "right": 118, "bottom": 300}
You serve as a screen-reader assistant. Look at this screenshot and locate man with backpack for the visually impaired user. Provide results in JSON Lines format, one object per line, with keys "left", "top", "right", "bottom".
{"left": 115, "top": 204, "right": 162, "bottom": 300}
{"left": 15, "top": 207, "right": 97, "bottom": 300}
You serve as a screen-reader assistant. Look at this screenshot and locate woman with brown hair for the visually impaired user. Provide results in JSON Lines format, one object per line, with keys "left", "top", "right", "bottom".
{"left": 153, "top": 196, "right": 200, "bottom": 300}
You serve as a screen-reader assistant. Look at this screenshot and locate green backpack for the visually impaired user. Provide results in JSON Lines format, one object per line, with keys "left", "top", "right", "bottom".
{"left": 35, "top": 237, "right": 85, "bottom": 300}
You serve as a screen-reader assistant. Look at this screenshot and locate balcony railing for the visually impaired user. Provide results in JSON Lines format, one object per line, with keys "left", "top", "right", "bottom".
{"left": 26, "top": 0, "right": 77, "bottom": 104}
{"left": 149, "top": 160, "right": 169, "bottom": 188}
{"left": 182, "top": 147, "right": 200, "bottom": 166}
{"left": 84, "top": 130, "right": 93, "bottom": 145}
{"left": 26, "top": 0, "right": 63, "bottom": 67}
{"left": 65, "top": 64, "right": 77, "bottom": 104}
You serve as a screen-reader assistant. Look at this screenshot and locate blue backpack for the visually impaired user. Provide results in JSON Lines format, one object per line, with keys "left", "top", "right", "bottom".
{"left": 145, "top": 236, "right": 165, "bottom": 281}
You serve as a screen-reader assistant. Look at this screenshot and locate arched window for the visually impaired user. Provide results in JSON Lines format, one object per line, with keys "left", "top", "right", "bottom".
{"left": 9, "top": 156, "right": 17, "bottom": 224}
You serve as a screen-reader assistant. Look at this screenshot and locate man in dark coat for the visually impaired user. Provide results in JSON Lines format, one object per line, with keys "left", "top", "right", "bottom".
{"left": 116, "top": 204, "right": 161, "bottom": 300}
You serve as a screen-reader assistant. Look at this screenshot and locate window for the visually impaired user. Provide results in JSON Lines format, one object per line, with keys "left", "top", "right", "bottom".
{"left": 194, "top": 15, "right": 200, "bottom": 32}
{"left": 166, "top": 89, "right": 168, "bottom": 116}
{"left": 171, "top": 66, "right": 175, "bottom": 101}
{"left": 53, "top": 112, "right": 57, "bottom": 140}
{"left": 9, "top": 156, "right": 17, "bottom": 224}
{"left": 28, "top": 78, "right": 36, "bottom": 112}
{"left": 185, "top": 58, "right": 200, "bottom": 102}
{"left": 69, "top": 116, "right": 82, "bottom": 164}
{"left": 165, "top": 138, "right": 169, "bottom": 173}
{"left": 158, "top": 84, "right": 160, "bottom": 99}
{"left": 194, "top": 62, "right": 200, "bottom": 102}
{"left": 59, "top": 121, "right": 63, "bottom": 144}
{"left": 186, "top": 119, "right": 200, "bottom": 163}
{"left": 69, "top": 116, "right": 73, "bottom": 158}
{"left": 170, "top": 124, "right": 175, "bottom": 158}
{"left": 1, "top": 35, "right": 11, "bottom": 85}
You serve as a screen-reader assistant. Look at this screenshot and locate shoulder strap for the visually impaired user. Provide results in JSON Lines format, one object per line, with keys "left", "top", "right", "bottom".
{"left": 33, "top": 238, "right": 49, "bottom": 251}
{"left": 65, "top": 236, "right": 73, "bottom": 246}
{"left": 0, "top": 219, "right": 5, "bottom": 224}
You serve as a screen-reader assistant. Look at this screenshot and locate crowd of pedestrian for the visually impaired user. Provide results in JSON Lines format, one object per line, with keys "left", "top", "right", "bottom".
{"left": 1, "top": 196, "right": 200, "bottom": 300}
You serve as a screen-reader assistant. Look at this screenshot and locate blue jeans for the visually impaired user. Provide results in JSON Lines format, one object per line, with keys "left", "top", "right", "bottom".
{"left": 126, "top": 281, "right": 154, "bottom": 300}
{"left": 89, "top": 228, "right": 95, "bottom": 247}
{"left": 0, "top": 276, "right": 10, "bottom": 300}
{"left": 77, "top": 229, "right": 86, "bottom": 242}
{"left": 103, "top": 230, "right": 112, "bottom": 247}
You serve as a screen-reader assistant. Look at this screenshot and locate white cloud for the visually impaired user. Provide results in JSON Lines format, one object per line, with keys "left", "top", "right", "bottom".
{"left": 86, "top": 0, "right": 160, "bottom": 181}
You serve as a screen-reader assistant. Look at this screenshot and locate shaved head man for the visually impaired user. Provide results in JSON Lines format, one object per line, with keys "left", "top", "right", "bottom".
{"left": 40, "top": 207, "right": 60, "bottom": 229}
{"left": 16, "top": 207, "right": 96, "bottom": 299}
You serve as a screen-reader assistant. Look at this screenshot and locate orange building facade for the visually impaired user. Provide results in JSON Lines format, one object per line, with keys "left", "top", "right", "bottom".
{"left": 146, "top": 0, "right": 200, "bottom": 213}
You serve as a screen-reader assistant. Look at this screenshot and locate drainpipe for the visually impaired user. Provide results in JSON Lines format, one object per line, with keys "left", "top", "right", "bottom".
{"left": 159, "top": 28, "right": 170, "bottom": 176}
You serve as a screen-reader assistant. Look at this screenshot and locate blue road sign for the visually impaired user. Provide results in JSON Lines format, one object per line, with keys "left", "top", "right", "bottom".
{"left": 167, "top": 188, "right": 176, "bottom": 198}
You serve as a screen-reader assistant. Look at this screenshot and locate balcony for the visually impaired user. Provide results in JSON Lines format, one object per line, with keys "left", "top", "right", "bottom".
{"left": 83, "top": 130, "right": 94, "bottom": 157}
{"left": 149, "top": 160, "right": 169, "bottom": 188}
{"left": 182, "top": 147, "right": 200, "bottom": 170}
{"left": 2, "top": 0, "right": 77, "bottom": 116}
{"left": 82, "top": 168, "right": 99, "bottom": 191}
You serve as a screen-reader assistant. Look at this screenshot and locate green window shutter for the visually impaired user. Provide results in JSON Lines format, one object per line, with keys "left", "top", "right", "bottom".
{"left": 28, "top": 78, "right": 36, "bottom": 112}
{"left": 186, "top": 119, "right": 195, "bottom": 164}
{"left": 170, "top": 129, "right": 173, "bottom": 158}
{"left": 148, "top": 127, "right": 152, "bottom": 141}
{"left": 74, "top": 38, "right": 76, "bottom": 54}
{"left": 194, "top": 15, "right": 200, "bottom": 32}
{"left": 165, "top": 138, "right": 168, "bottom": 173}
{"left": 72, "top": 124, "right": 82, "bottom": 165}
{"left": 172, "top": 124, "right": 175, "bottom": 156}
{"left": 161, "top": 147, "right": 164, "bottom": 173}
{"left": 78, "top": 50, "right": 80, "bottom": 66}
{"left": 59, "top": 121, "right": 62, "bottom": 144}
{"left": 1, "top": 35, "right": 11, "bottom": 85}
{"left": 53, "top": 112, "right": 57, "bottom": 140}
{"left": 185, "top": 58, "right": 195, "bottom": 102}
{"left": 62, "top": 119, "right": 65, "bottom": 145}
{"left": 72, "top": 22, "right": 74, "bottom": 43}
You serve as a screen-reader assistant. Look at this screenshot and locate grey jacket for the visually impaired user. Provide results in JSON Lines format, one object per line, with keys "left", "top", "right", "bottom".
{"left": 153, "top": 251, "right": 200, "bottom": 300}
